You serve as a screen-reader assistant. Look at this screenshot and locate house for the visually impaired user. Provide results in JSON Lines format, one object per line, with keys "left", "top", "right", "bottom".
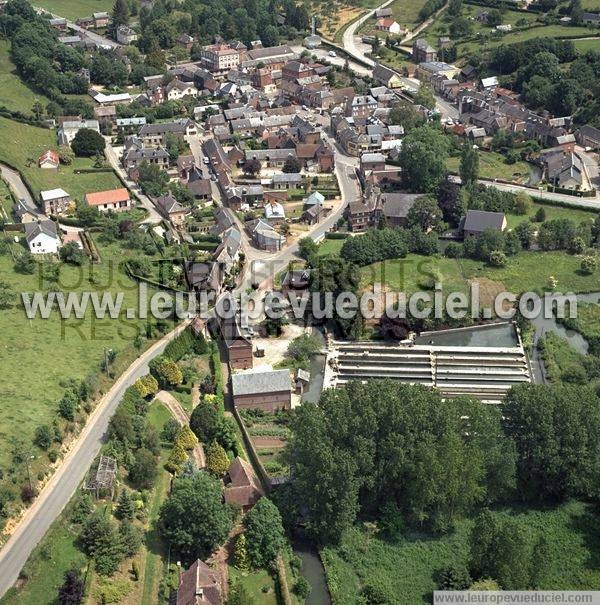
{"left": 223, "top": 457, "right": 265, "bottom": 512}
{"left": 49, "top": 17, "right": 67, "bottom": 31}
{"left": 174, "top": 559, "right": 222, "bottom": 605}
{"left": 166, "top": 79, "right": 198, "bottom": 101}
{"left": 481, "top": 76, "right": 499, "bottom": 90}
{"left": 380, "top": 192, "right": 420, "bottom": 228}
{"left": 24, "top": 220, "right": 60, "bottom": 254}
{"left": 271, "top": 173, "right": 302, "bottom": 190}
{"left": 122, "top": 143, "right": 170, "bottom": 174}
{"left": 57, "top": 119, "right": 100, "bottom": 145}
{"left": 200, "top": 43, "right": 241, "bottom": 73}
{"left": 376, "top": 18, "right": 401, "bottom": 34}
{"left": 416, "top": 61, "right": 460, "bottom": 83}
{"left": 294, "top": 368, "right": 310, "bottom": 394}
{"left": 373, "top": 63, "right": 403, "bottom": 88}
{"left": 305, "top": 191, "right": 325, "bottom": 207}
{"left": 116, "top": 25, "right": 137, "bottom": 44}
{"left": 94, "top": 105, "right": 117, "bottom": 129}
{"left": 40, "top": 188, "right": 71, "bottom": 215}
{"left": 84, "top": 188, "right": 131, "bottom": 213}
{"left": 244, "top": 148, "right": 297, "bottom": 169}
{"left": 543, "top": 151, "right": 587, "bottom": 191}
{"left": 281, "top": 269, "right": 311, "bottom": 293}
{"left": 412, "top": 39, "right": 437, "bottom": 64}
{"left": 495, "top": 24, "right": 512, "bottom": 32}
{"left": 177, "top": 33, "right": 195, "bottom": 51}
{"left": 581, "top": 12, "right": 600, "bottom": 25}
{"left": 153, "top": 192, "right": 188, "bottom": 226}
{"left": 231, "top": 365, "right": 292, "bottom": 412}
{"left": 38, "top": 150, "right": 59, "bottom": 169}
{"left": 264, "top": 200, "right": 285, "bottom": 222}
{"left": 213, "top": 226, "right": 242, "bottom": 273}
{"left": 13, "top": 199, "right": 38, "bottom": 224}
{"left": 139, "top": 119, "right": 196, "bottom": 146}
{"left": 93, "top": 12, "right": 110, "bottom": 28}
{"left": 347, "top": 95, "right": 378, "bottom": 119}
{"left": 302, "top": 203, "right": 328, "bottom": 224}
{"left": 187, "top": 176, "right": 213, "bottom": 200}
{"left": 577, "top": 124, "right": 600, "bottom": 150}
{"left": 185, "top": 261, "right": 222, "bottom": 293}
{"left": 218, "top": 295, "right": 253, "bottom": 369}
{"left": 89, "top": 90, "right": 132, "bottom": 106}
{"left": 461, "top": 209, "right": 507, "bottom": 238}
{"left": 246, "top": 218, "right": 285, "bottom": 251}
{"left": 360, "top": 152, "right": 386, "bottom": 173}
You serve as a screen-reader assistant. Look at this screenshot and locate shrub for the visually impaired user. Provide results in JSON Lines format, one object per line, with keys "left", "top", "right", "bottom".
{"left": 293, "top": 577, "right": 312, "bottom": 599}
{"left": 205, "top": 440, "right": 229, "bottom": 476}
{"left": 71, "top": 128, "right": 106, "bottom": 157}
{"left": 134, "top": 374, "right": 159, "bottom": 398}
{"left": 164, "top": 443, "right": 188, "bottom": 474}
{"left": 161, "top": 419, "right": 180, "bottom": 443}
{"left": 444, "top": 242, "right": 463, "bottom": 258}
{"left": 174, "top": 425, "right": 198, "bottom": 451}
{"left": 489, "top": 250, "right": 507, "bottom": 267}
{"left": 580, "top": 256, "right": 597, "bottom": 275}
{"left": 34, "top": 425, "right": 53, "bottom": 450}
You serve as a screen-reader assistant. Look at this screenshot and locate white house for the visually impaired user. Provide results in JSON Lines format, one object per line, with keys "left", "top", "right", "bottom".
{"left": 116, "top": 25, "right": 138, "bottom": 45}
{"left": 264, "top": 200, "right": 285, "bottom": 220}
{"left": 166, "top": 79, "right": 199, "bottom": 101}
{"left": 24, "top": 220, "right": 61, "bottom": 254}
{"left": 58, "top": 119, "right": 100, "bottom": 145}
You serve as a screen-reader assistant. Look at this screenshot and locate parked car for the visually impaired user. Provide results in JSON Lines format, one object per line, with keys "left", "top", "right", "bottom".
{"left": 329, "top": 50, "right": 337, "bottom": 57}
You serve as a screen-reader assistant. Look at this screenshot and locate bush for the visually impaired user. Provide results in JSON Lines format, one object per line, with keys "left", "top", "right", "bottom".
{"left": 161, "top": 419, "right": 180, "bottom": 443}
{"left": 444, "top": 242, "right": 463, "bottom": 258}
{"left": 293, "top": 577, "right": 312, "bottom": 599}
{"left": 489, "top": 250, "right": 507, "bottom": 267}
{"left": 34, "top": 425, "right": 53, "bottom": 450}
{"left": 134, "top": 374, "right": 159, "bottom": 398}
{"left": 581, "top": 256, "right": 597, "bottom": 275}
{"left": 174, "top": 425, "right": 198, "bottom": 451}
{"left": 71, "top": 128, "right": 106, "bottom": 157}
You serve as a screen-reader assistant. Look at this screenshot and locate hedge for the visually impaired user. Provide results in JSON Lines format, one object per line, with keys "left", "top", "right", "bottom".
{"left": 164, "top": 326, "right": 208, "bottom": 361}
{"left": 324, "top": 232, "right": 350, "bottom": 240}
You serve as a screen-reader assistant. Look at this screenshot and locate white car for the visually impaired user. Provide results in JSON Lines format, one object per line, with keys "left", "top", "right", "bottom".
{"left": 328, "top": 50, "right": 337, "bottom": 57}
{"left": 203, "top": 157, "right": 209, "bottom": 164}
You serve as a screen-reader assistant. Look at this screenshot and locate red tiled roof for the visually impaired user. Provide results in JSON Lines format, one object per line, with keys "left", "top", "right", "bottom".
{"left": 85, "top": 188, "right": 130, "bottom": 206}
{"left": 224, "top": 457, "right": 264, "bottom": 509}
{"left": 38, "top": 150, "right": 59, "bottom": 165}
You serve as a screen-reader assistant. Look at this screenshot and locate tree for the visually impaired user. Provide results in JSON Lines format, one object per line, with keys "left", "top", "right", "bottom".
{"left": 244, "top": 497, "right": 287, "bottom": 568}
{"left": 487, "top": 8, "right": 502, "bottom": 26}
{"left": 414, "top": 83, "right": 436, "bottom": 110}
{"left": 287, "top": 333, "right": 321, "bottom": 364}
{"left": 119, "top": 519, "right": 142, "bottom": 557}
{"left": 437, "top": 178, "right": 467, "bottom": 226}
{"left": 58, "top": 569, "right": 84, "bottom": 605}
{"left": 58, "top": 390, "right": 79, "bottom": 421}
{"left": 228, "top": 582, "right": 256, "bottom": 605}
{"left": 399, "top": 126, "right": 449, "bottom": 193}
{"left": 190, "top": 402, "right": 221, "bottom": 443}
{"left": 205, "top": 440, "right": 229, "bottom": 476}
{"left": 115, "top": 490, "right": 135, "bottom": 520}
{"left": 437, "top": 565, "right": 472, "bottom": 590}
{"left": 243, "top": 158, "right": 261, "bottom": 176}
{"left": 58, "top": 145, "right": 74, "bottom": 165}
{"left": 164, "top": 442, "right": 187, "bottom": 474}
{"left": 534, "top": 207, "right": 546, "bottom": 222}
{"left": 159, "top": 472, "right": 231, "bottom": 563}
{"left": 531, "top": 536, "right": 551, "bottom": 589}
{"left": 298, "top": 237, "right": 318, "bottom": 261}
{"left": 489, "top": 250, "right": 507, "bottom": 267}
{"left": 161, "top": 418, "right": 180, "bottom": 443}
{"left": 14, "top": 251, "right": 35, "bottom": 274}
{"left": 134, "top": 374, "right": 159, "bottom": 398}
{"left": 389, "top": 101, "right": 425, "bottom": 132}
{"left": 71, "top": 128, "right": 106, "bottom": 157}
{"left": 59, "top": 242, "right": 86, "bottom": 266}
{"left": 79, "top": 511, "right": 123, "bottom": 575}
{"left": 233, "top": 533, "right": 251, "bottom": 571}
{"left": 110, "top": 0, "right": 129, "bottom": 37}
{"left": 514, "top": 192, "right": 531, "bottom": 215}
{"left": 153, "top": 358, "right": 183, "bottom": 387}
{"left": 282, "top": 156, "right": 302, "bottom": 173}
{"left": 515, "top": 221, "right": 535, "bottom": 249}
{"left": 129, "top": 448, "right": 158, "bottom": 489}
{"left": 34, "top": 424, "right": 53, "bottom": 450}
{"left": 581, "top": 256, "right": 597, "bottom": 275}
{"left": 407, "top": 196, "right": 444, "bottom": 232}
{"left": 294, "top": 577, "right": 312, "bottom": 599}
{"left": 174, "top": 425, "right": 198, "bottom": 451}
{"left": 460, "top": 142, "right": 479, "bottom": 187}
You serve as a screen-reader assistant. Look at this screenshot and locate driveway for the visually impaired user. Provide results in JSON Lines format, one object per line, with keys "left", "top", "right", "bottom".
{"left": 0, "top": 163, "right": 40, "bottom": 214}
{"left": 0, "top": 320, "right": 191, "bottom": 599}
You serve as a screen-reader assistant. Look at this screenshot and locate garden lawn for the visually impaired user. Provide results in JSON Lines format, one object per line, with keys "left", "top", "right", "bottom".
{"left": 504, "top": 202, "right": 598, "bottom": 230}
{"left": 0, "top": 116, "right": 121, "bottom": 201}
{"left": 0, "top": 520, "right": 85, "bottom": 605}
{"left": 0, "top": 41, "right": 51, "bottom": 114}
{"left": 0, "top": 238, "right": 160, "bottom": 484}
{"left": 34, "top": 0, "right": 114, "bottom": 20}
{"left": 228, "top": 565, "right": 278, "bottom": 605}
{"left": 322, "top": 501, "right": 600, "bottom": 604}
{"left": 317, "top": 238, "right": 346, "bottom": 257}
{"left": 446, "top": 151, "right": 532, "bottom": 183}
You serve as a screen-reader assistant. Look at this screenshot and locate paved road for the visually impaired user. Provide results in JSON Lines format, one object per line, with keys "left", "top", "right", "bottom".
{"left": 0, "top": 321, "right": 191, "bottom": 599}
{"left": 290, "top": 45, "right": 371, "bottom": 77}
{"left": 0, "top": 163, "right": 40, "bottom": 214}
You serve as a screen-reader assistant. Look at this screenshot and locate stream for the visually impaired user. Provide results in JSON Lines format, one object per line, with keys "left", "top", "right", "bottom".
{"left": 293, "top": 537, "right": 332, "bottom": 605}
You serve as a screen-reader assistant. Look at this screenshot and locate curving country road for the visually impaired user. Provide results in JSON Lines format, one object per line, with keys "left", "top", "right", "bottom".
{"left": 0, "top": 320, "right": 191, "bottom": 599}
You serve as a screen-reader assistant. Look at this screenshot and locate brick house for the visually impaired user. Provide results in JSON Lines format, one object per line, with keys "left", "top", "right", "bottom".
{"left": 231, "top": 366, "right": 292, "bottom": 412}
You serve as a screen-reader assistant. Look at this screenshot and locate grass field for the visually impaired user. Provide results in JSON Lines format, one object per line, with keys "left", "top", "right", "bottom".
{"left": 359, "top": 249, "right": 599, "bottom": 302}
{"left": 317, "top": 238, "right": 347, "bottom": 257}
{"left": 574, "top": 37, "right": 600, "bottom": 53}
{"left": 0, "top": 41, "right": 51, "bottom": 114}
{"left": 322, "top": 501, "right": 600, "bottom": 603}
{"left": 228, "top": 565, "right": 279, "bottom": 604}
{"left": 34, "top": 0, "right": 113, "bottom": 20}
{"left": 446, "top": 151, "right": 532, "bottom": 183}
{"left": 0, "top": 239, "right": 161, "bottom": 488}
{"left": 0, "top": 116, "right": 121, "bottom": 201}
{"left": 539, "top": 332, "right": 586, "bottom": 383}
{"left": 504, "top": 201, "right": 598, "bottom": 229}
{"left": 359, "top": 0, "right": 429, "bottom": 34}
{"left": 0, "top": 516, "right": 85, "bottom": 605}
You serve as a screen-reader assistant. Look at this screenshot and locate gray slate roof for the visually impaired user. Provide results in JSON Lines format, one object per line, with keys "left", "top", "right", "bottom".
{"left": 231, "top": 368, "right": 291, "bottom": 396}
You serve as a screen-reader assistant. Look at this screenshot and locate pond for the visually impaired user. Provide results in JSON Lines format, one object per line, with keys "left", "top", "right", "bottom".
{"left": 415, "top": 322, "right": 520, "bottom": 348}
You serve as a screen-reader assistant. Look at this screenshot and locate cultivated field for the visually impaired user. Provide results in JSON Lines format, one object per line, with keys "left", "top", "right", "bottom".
{"left": 34, "top": 0, "right": 113, "bottom": 20}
